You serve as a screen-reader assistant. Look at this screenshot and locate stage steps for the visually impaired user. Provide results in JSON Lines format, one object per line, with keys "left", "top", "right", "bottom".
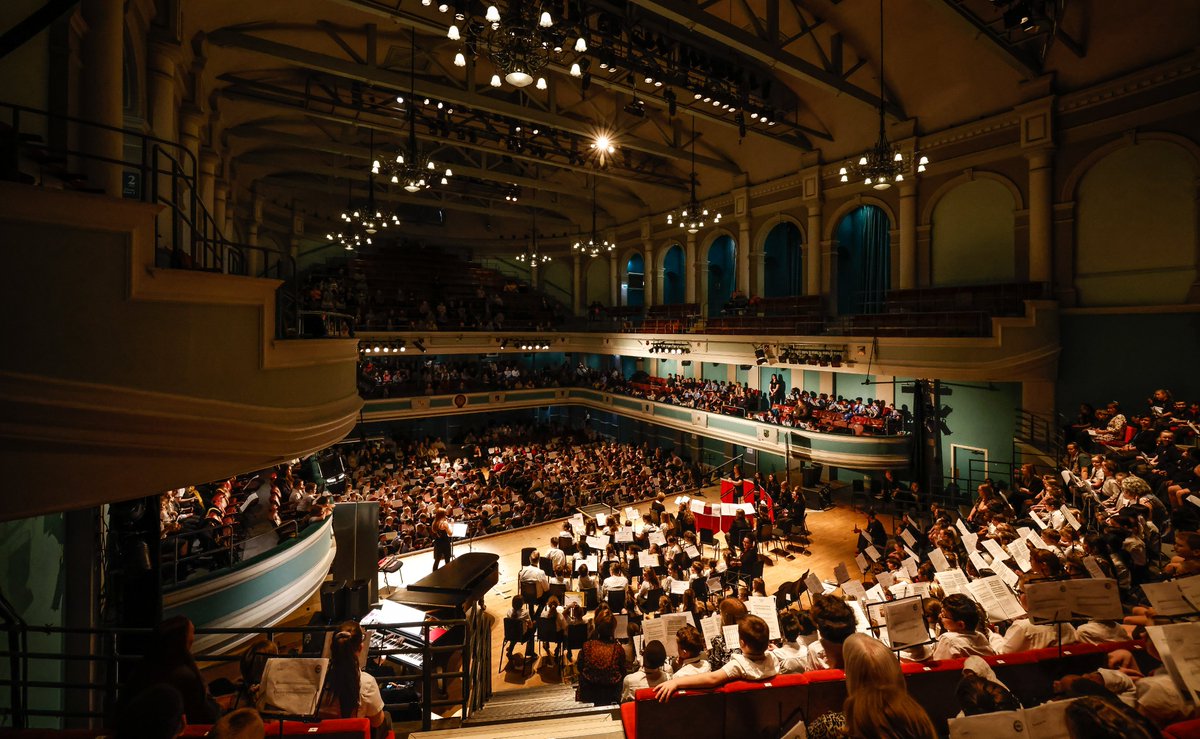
{"left": 410, "top": 713, "right": 623, "bottom": 738}
{"left": 459, "top": 683, "right": 618, "bottom": 728}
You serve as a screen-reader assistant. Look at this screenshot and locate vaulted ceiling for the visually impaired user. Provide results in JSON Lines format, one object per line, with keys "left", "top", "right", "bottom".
{"left": 185, "top": 0, "right": 1200, "bottom": 249}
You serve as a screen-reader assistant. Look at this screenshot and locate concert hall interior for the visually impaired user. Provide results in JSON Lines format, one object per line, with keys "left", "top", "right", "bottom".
{"left": 1, "top": 0, "right": 1199, "bottom": 737}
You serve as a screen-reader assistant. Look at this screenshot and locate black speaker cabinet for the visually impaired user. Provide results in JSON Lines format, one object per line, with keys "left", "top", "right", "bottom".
{"left": 331, "top": 501, "right": 380, "bottom": 583}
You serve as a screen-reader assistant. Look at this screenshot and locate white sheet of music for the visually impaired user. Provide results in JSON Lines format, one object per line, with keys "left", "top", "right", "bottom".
{"left": 706, "top": 577, "right": 722, "bottom": 594}
{"left": 834, "top": 562, "right": 850, "bottom": 584}
{"left": 576, "top": 555, "right": 598, "bottom": 573}
{"left": 902, "top": 557, "right": 920, "bottom": 579}
{"left": 642, "top": 617, "right": 671, "bottom": 656}
{"left": 991, "top": 558, "right": 1021, "bottom": 590}
{"left": 805, "top": 572, "right": 823, "bottom": 596}
{"left": 949, "top": 709, "right": 1026, "bottom": 738}
{"left": 1176, "top": 575, "right": 1200, "bottom": 610}
{"left": 1023, "top": 699, "right": 1075, "bottom": 739}
{"left": 1008, "top": 538, "right": 1032, "bottom": 573}
{"left": 1059, "top": 505, "right": 1082, "bottom": 530}
{"left": 639, "top": 552, "right": 659, "bottom": 569}
{"left": 842, "top": 579, "right": 868, "bottom": 601}
{"left": 864, "top": 545, "right": 883, "bottom": 562}
{"left": 876, "top": 571, "right": 895, "bottom": 590}
{"left": 982, "top": 539, "right": 1009, "bottom": 562}
{"left": 883, "top": 597, "right": 929, "bottom": 650}
{"left": 967, "top": 576, "right": 1025, "bottom": 622}
{"left": 1082, "top": 556, "right": 1107, "bottom": 579}
{"left": 1143, "top": 581, "right": 1197, "bottom": 617}
{"left": 1067, "top": 579, "right": 1124, "bottom": 621}
{"left": 864, "top": 583, "right": 885, "bottom": 603}
{"left": 586, "top": 535, "right": 609, "bottom": 550}
{"left": 450, "top": 522, "right": 467, "bottom": 538}
{"left": 720, "top": 503, "right": 739, "bottom": 517}
{"left": 700, "top": 613, "right": 721, "bottom": 648}
{"left": 747, "top": 595, "right": 781, "bottom": 639}
{"left": 614, "top": 614, "right": 629, "bottom": 639}
{"left": 955, "top": 518, "right": 972, "bottom": 537}
{"left": 690, "top": 499, "right": 707, "bottom": 514}
{"left": 615, "top": 530, "right": 634, "bottom": 543}
{"left": 901, "top": 529, "right": 918, "bottom": 548}
{"left": 1028, "top": 509, "right": 1048, "bottom": 530}
{"left": 929, "top": 548, "right": 950, "bottom": 572}
{"left": 1023, "top": 580, "right": 1075, "bottom": 622}
{"left": 684, "top": 545, "right": 700, "bottom": 559}
{"left": 1148, "top": 622, "right": 1200, "bottom": 706}
{"left": 934, "top": 568, "right": 970, "bottom": 597}
{"left": 968, "top": 552, "right": 989, "bottom": 574}
{"left": 257, "top": 657, "right": 329, "bottom": 717}
{"left": 722, "top": 624, "right": 741, "bottom": 649}
{"left": 670, "top": 579, "right": 688, "bottom": 595}
{"left": 648, "top": 531, "right": 667, "bottom": 546}
{"left": 855, "top": 553, "right": 870, "bottom": 572}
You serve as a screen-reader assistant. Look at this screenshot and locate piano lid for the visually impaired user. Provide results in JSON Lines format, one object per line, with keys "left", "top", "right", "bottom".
{"left": 405, "top": 552, "right": 499, "bottom": 598}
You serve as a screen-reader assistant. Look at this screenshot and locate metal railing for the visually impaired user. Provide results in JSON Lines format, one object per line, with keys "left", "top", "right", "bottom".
{"left": 0, "top": 613, "right": 486, "bottom": 731}
{"left": 1, "top": 101, "right": 300, "bottom": 338}
{"left": 1014, "top": 408, "right": 1065, "bottom": 459}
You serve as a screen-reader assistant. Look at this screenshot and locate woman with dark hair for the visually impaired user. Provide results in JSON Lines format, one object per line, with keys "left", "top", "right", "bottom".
{"left": 576, "top": 608, "right": 626, "bottom": 704}
{"left": 123, "top": 615, "right": 219, "bottom": 724}
{"left": 321, "top": 621, "right": 388, "bottom": 738}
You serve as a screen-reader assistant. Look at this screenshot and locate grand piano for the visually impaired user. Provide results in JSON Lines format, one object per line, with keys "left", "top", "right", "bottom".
{"left": 362, "top": 552, "right": 498, "bottom": 672}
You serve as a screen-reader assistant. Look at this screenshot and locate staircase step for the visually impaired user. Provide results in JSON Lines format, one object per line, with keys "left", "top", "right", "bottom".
{"left": 463, "top": 683, "right": 616, "bottom": 727}
{"left": 411, "top": 714, "right": 623, "bottom": 739}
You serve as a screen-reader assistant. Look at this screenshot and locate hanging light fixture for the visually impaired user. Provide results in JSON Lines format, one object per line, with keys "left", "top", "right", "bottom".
{"left": 515, "top": 204, "right": 551, "bottom": 266}
{"left": 374, "top": 28, "right": 453, "bottom": 192}
{"left": 449, "top": 2, "right": 588, "bottom": 90}
{"left": 327, "top": 181, "right": 373, "bottom": 251}
{"left": 573, "top": 176, "right": 615, "bottom": 258}
{"left": 838, "top": 0, "right": 928, "bottom": 190}
{"left": 344, "top": 130, "right": 400, "bottom": 234}
{"left": 667, "top": 116, "right": 722, "bottom": 234}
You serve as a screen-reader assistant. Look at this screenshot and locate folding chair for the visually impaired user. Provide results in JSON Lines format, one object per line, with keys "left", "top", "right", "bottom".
{"left": 536, "top": 617, "right": 565, "bottom": 671}
{"left": 606, "top": 588, "right": 626, "bottom": 614}
{"left": 699, "top": 527, "right": 717, "bottom": 558}
{"left": 500, "top": 617, "right": 532, "bottom": 674}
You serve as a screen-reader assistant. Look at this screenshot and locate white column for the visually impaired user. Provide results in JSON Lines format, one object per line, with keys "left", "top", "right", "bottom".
{"left": 899, "top": 181, "right": 917, "bottom": 290}
{"left": 1027, "top": 150, "right": 1054, "bottom": 285}
{"left": 643, "top": 241, "right": 656, "bottom": 306}
{"left": 684, "top": 233, "right": 698, "bottom": 304}
{"left": 806, "top": 206, "right": 822, "bottom": 297}
{"left": 78, "top": 0, "right": 123, "bottom": 197}
{"left": 148, "top": 40, "right": 180, "bottom": 244}
{"left": 737, "top": 219, "right": 752, "bottom": 295}
{"left": 751, "top": 250, "right": 766, "bottom": 299}
{"left": 609, "top": 250, "right": 619, "bottom": 306}
{"left": 572, "top": 253, "right": 584, "bottom": 316}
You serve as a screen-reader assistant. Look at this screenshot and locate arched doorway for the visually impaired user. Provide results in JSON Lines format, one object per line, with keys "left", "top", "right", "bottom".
{"left": 661, "top": 244, "right": 685, "bottom": 304}
{"left": 625, "top": 253, "right": 645, "bottom": 307}
{"left": 707, "top": 235, "right": 735, "bottom": 316}
{"left": 763, "top": 221, "right": 803, "bottom": 297}
{"left": 835, "top": 205, "right": 891, "bottom": 314}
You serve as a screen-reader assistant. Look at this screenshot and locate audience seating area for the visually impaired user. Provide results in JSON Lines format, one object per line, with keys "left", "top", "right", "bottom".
{"left": 622, "top": 641, "right": 1148, "bottom": 739}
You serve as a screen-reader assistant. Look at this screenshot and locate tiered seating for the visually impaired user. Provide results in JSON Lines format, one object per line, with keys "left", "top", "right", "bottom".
{"left": 704, "top": 295, "right": 825, "bottom": 335}
{"left": 353, "top": 247, "right": 565, "bottom": 331}
{"left": 180, "top": 718, "right": 376, "bottom": 738}
{"left": 643, "top": 303, "right": 699, "bottom": 333}
{"left": 622, "top": 641, "right": 1147, "bottom": 739}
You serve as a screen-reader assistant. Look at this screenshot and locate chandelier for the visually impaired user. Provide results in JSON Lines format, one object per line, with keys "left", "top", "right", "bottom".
{"left": 448, "top": 2, "right": 588, "bottom": 89}
{"left": 515, "top": 207, "right": 551, "bottom": 266}
{"left": 345, "top": 131, "right": 400, "bottom": 234}
{"left": 374, "top": 28, "right": 453, "bottom": 192}
{"left": 667, "top": 116, "right": 722, "bottom": 234}
{"left": 573, "top": 177, "right": 614, "bottom": 258}
{"left": 838, "top": 0, "right": 928, "bottom": 190}
{"left": 328, "top": 181, "right": 374, "bottom": 251}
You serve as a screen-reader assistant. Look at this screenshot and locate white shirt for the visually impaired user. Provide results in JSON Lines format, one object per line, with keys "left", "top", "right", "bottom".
{"left": 773, "top": 642, "right": 808, "bottom": 674}
{"left": 721, "top": 651, "right": 779, "bottom": 681}
{"left": 801, "top": 638, "right": 843, "bottom": 671}
{"left": 673, "top": 656, "right": 711, "bottom": 678}
{"left": 998, "top": 619, "right": 1077, "bottom": 653}
{"left": 603, "top": 574, "right": 629, "bottom": 593}
{"left": 518, "top": 565, "right": 549, "bottom": 597}
{"left": 931, "top": 631, "right": 996, "bottom": 661}
{"left": 620, "top": 666, "right": 672, "bottom": 701}
{"left": 1075, "top": 620, "right": 1128, "bottom": 645}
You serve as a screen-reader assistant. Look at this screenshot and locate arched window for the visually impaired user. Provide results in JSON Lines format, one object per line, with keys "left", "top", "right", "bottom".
{"left": 661, "top": 244, "right": 685, "bottom": 304}
{"left": 625, "top": 253, "right": 644, "bottom": 307}
{"left": 706, "top": 235, "right": 735, "bottom": 316}
{"left": 835, "top": 205, "right": 890, "bottom": 314}
{"left": 930, "top": 179, "right": 1016, "bottom": 286}
{"left": 763, "top": 221, "right": 804, "bottom": 297}
{"left": 1076, "top": 141, "right": 1197, "bottom": 306}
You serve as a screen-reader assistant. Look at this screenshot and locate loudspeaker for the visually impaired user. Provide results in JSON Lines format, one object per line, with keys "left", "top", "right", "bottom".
{"left": 331, "top": 501, "right": 380, "bottom": 582}
{"left": 343, "top": 580, "right": 371, "bottom": 620}
{"left": 319, "top": 581, "right": 343, "bottom": 622}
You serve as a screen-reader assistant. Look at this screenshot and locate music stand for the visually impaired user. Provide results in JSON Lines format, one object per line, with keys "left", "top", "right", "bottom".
{"left": 255, "top": 655, "right": 330, "bottom": 736}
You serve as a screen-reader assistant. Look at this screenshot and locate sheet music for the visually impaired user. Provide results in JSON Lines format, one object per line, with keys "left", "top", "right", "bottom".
{"left": 949, "top": 709, "right": 1026, "bottom": 738}
{"left": 991, "top": 558, "right": 1021, "bottom": 589}
{"left": 934, "top": 569, "right": 970, "bottom": 597}
{"left": 834, "top": 562, "right": 850, "bottom": 584}
{"left": 883, "top": 597, "right": 930, "bottom": 650}
{"left": 955, "top": 518, "right": 972, "bottom": 537}
{"left": 901, "top": 529, "right": 918, "bottom": 548}
{"left": 450, "top": 522, "right": 468, "bottom": 538}
{"left": 586, "top": 535, "right": 609, "bottom": 550}
{"left": 929, "top": 548, "right": 950, "bottom": 573}
{"left": 1026, "top": 529, "right": 1051, "bottom": 550}
{"left": 722, "top": 624, "right": 741, "bottom": 649}
{"left": 639, "top": 552, "right": 659, "bottom": 570}
{"left": 1147, "top": 622, "right": 1200, "bottom": 706}
{"left": 902, "top": 557, "right": 920, "bottom": 579}
{"left": 967, "top": 576, "right": 1025, "bottom": 622}
{"left": 1023, "top": 581, "right": 1074, "bottom": 622}
{"left": 670, "top": 579, "right": 689, "bottom": 595}
{"left": 1143, "top": 581, "right": 1198, "bottom": 617}
{"left": 842, "top": 579, "right": 868, "bottom": 601}
{"left": 257, "top": 658, "right": 329, "bottom": 717}
{"left": 864, "top": 583, "right": 885, "bottom": 603}
{"left": 864, "top": 545, "right": 883, "bottom": 562}
{"left": 1067, "top": 579, "right": 1124, "bottom": 621}
{"left": 648, "top": 531, "right": 667, "bottom": 546}
{"left": 805, "top": 572, "right": 823, "bottom": 596}
{"left": 903, "top": 546, "right": 919, "bottom": 562}
{"left": 1022, "top": 697, "right": 1075, "bottom": 739}
{"left": 564, "top": 591, "right": 585, "bottom": 609}
{"left": 747, "top": 595, "right": 781, "bottom": 639}
{"left": 1177, "top": 575, "right": 1200, "bottom": 610}
{"left": 968, "top": 551, "right": 990, "bottom": 574}
{"left": 576, "top": 555, "right": 598, "bottom": 573}
{"left": 614, "top": 614, "right": 629, "bottom": 639}
{"left": 700, "top": 613, "right": 722, "bottom": 648}
{"left": 961, "top": 531, "right": 979, "bottom": 555}
{"left": 740, "top": 503, "right": 756, "bottom": 515}
{"left": 690, "top": 499, "right": 707, "bottom": 514}
{"left": 684, "top": 545, "right": 700, "bottom": 559}
{"left": 706, "top": 577, "right": 722, "bottom": 595}
{"left": 1008, "top": 539, "right": 1032, "bottom": 573}
{"left": 1028, "top": 509, "right": 1048, "bottom": 530}
{"left": 642, "top": 617, "right": 671, "bottom": 656}
{"left": 876, "top": 571, "right": 895, "bottom": 590}
{"left": 855, "top": 553, "right": 870, "bottom": 572}
{"left": 595, "top": 513, "right": 607, "bottom": 527}
{"left": 615, "top": 530, "right": 634, "bottom": 543}
{"left": 982, "top": 539, "right": 1009, "bottom": 562}
{"left": 1082, "top": 556, "right": 1107, "bottom": 579}
{"left": 720, "top": 503, "right": 739, "bottom": 517}
{"left": 1059, "top": 505, "right": 1082, "bottom": 530}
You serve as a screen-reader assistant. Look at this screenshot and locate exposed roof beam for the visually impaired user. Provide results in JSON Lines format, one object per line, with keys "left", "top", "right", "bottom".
{"left": 224, "top": 124, "right": 642, "bottom": 210}
{"left": 322, "top": 2, "right": 820, "bottom": 149}
{"left": 925, "top": 0, "right": 1042, "bottom": 78}
{"left": 623, "top": 0, "right": 905, "bottom": 119}
{"left": 207, "top": 28, "right": 744, "bottom": 174}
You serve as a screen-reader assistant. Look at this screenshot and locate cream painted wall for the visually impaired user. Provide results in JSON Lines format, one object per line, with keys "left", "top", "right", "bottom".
{"left": 585, "top": 257, "right": 609, "bottom": 305}
{"left": 930, "top": 178, "right": 1016, "bottom": 286}
{"left": 1076, "top": 141, "right": 1198, "bottom": 306}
